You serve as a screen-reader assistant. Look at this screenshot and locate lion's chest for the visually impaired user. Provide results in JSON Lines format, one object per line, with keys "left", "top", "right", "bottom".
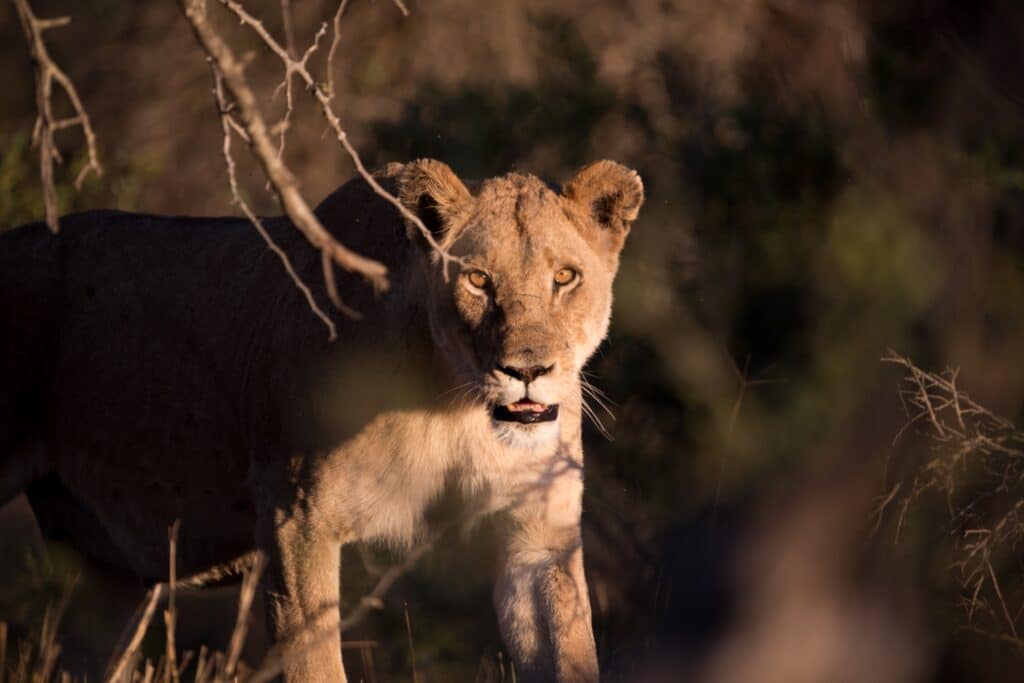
{"left": 313, "top": 408, "right": 556, "bottom": 546}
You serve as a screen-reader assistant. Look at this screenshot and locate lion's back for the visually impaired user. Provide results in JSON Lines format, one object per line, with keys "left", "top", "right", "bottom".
{"left": 0, "top": 209, "right": 270, "bottom": 427}
{"left": 0, "top": 173, "right": 423, "bottom": 575}
{"left": 0, "top": 210, "right": 289, "bottom": 574}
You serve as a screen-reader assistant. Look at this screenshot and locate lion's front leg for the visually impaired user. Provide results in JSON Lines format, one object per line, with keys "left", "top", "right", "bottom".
{"left": 258, "top": 509, "right": 346, "bottom": 683}
{"left": 494, "top": 448, "right": 598, "bottom": 683}
{"left": 496, "top": 536, "right": 598, "bottom": 683}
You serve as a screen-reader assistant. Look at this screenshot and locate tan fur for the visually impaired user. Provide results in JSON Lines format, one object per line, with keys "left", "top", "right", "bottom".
{"left": 0, "top": 159, "right": 643, "bottom": 682}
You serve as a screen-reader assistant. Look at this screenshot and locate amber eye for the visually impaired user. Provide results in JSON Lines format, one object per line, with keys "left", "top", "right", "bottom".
{"left": 467, "top": 270, "right": 490, "bottom": 289}
{"left": 554, "top": 268, "right": 578, "bottom": 287}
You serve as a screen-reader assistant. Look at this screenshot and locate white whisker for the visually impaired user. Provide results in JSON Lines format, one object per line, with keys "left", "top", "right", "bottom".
{"left": 580, "top": 377, "right": 616, "bottom": 421}
{"left": 580, "top": 396, "right": 614, "bottom": 441}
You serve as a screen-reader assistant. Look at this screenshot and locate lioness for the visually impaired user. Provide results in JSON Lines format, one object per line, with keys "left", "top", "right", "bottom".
{"left": 0, "top": 159, "right": 643, "bottom": 682}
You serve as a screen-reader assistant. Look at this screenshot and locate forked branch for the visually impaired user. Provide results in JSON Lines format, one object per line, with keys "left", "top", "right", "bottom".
{"left": 180, "top": 0, "right": 465, "bottom": 336}
{"left": 180, "top": 0, "right": 388, "bottom": 331}
{"left": 13, "top": 0, "right": 102, "bottom": 232}
{"left": 209, "top": 63, "right": 347, "bottom": 336}
{"left": 213, "top": 0, "right": 461, "bottom": 271}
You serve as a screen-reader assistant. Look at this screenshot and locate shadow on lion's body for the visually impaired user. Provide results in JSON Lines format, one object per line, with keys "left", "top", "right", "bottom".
{"left": 1, "top": 169, "right": 428, "bottom": 579}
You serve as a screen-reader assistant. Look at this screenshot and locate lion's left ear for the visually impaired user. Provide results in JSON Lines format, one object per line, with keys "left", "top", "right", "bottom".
{"left": 562, "top": 160, "right": 644, "bottom": 254}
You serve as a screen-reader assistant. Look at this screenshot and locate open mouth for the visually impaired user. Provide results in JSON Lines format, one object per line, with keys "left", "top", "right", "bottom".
{"left": 491, "top": 399, "right": 560, "bottom": 424}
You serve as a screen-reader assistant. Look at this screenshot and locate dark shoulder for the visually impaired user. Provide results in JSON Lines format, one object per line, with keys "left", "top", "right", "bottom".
{"left": 63, "top": 209, "right": 248, "bottom": 234}
{"left": 312, "top": 165, "right": 411, "bottom": 265}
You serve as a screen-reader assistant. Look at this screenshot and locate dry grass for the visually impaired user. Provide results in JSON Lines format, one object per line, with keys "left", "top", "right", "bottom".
{"left": 1, "top": 549, "right": 268, "bottom": 683}
{"left": 0, "top": 516, "right": 451, "bottom": 683}
{"left": 880, "top": 350, "right": 1024, "bottom": 650}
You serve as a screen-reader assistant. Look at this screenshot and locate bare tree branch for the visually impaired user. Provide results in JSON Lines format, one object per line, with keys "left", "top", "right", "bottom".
{"left": 326, "top": 0, "right": 351, "bottom": 102}
{"left": 179, "top": 0, "right": 389, "bottom": 329}
{"left": 209, "top": 62, "right": 349, "bottom": 337}
{"left": 181, "top": 0, "right": 467, "bottom": 337}
{"left": 390, "top": 0, "right": 411, "bottom": 17}
{"left": 279, "top": 0, "right": 297, "bottom": 59}
{"left": 13, "top": 0, "right": 102, "bottom": 232}
{"left": 214, "top": 0, "right": 463, "bottom": 276}
{"left": 339, "top": 527, "right": 444, "bottom": 633}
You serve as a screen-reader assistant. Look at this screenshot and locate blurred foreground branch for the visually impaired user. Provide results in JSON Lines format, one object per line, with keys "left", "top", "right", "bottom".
{"left": 881, "top": 350, "right": 1024, "bottom": 651}
{"left": 339, "top": 525, "right": 444, "bottom": 633}
{"left": 13, "top": 0, "right": 102, "bottom": 233}
{"left": 96, "top": 524, "right": 441, "bottom": 682}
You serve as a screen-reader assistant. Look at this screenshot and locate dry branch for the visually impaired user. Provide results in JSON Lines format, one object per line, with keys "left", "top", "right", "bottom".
{"left": 180, "top": 0, "right": 388, "bottom": 333}
{"left": 212, "top": 0, "right": 460, "bottom": 272}
{"left": 209, "top": 63, "right": 347, "bottom": 335}
{"left": 180, "top": 0, "right": 465, "bottom": 336}
{"left": 325, "top": 0, "right": 351, "bottom": 102}
{"left": 339, "top": 527, "right": 444, "bottom": 633}
{"left": 13, "top": 0, "right": 102, "bottom": 232}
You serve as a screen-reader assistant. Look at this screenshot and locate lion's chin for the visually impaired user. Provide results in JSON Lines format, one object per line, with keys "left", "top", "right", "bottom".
{"left": 490, "top": 416, "right": 560, "bottom": 449}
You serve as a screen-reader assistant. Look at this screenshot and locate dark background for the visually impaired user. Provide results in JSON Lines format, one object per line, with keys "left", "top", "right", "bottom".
{"left": 3, "top": 0, "right": 1024, "bottom": 680}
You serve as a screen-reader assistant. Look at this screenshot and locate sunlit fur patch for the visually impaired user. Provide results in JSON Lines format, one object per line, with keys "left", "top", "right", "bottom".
{"left": 491, "top": 418, "right": 560, "bottom": 449}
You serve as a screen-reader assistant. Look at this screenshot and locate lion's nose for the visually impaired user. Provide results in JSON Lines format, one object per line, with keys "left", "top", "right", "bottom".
{"left": 497, "top": 364, "right": 553, "bottom": 384}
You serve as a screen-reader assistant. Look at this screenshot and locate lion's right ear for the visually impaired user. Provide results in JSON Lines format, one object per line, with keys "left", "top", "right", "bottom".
{"left": 398, "top": 159, "right": 473, "bottom": 248}
{"left": 562, "top": 160, "right": 644, "bottom": 256}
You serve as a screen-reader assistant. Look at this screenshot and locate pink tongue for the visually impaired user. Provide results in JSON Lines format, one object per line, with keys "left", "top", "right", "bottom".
{"left": 507, "top": 401, "right": 546, "bottom": 413}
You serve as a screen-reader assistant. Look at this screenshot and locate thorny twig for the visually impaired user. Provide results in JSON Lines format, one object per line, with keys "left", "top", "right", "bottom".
{"left": 13, "top": 0, "right": 102, "bottom": 232}
{"left": 180, "top": 0, "right": 464, "bottom": 336}
{"left": 180, "top": 0, "right": 388, "bottom": 335}
{"left": 209, "top": 62, "right": 349, "bottom": 333}
{"left": 880, "top": 350, "right": 1024, "bottom": 652}
{"left": 211, "top": 0, "right": 461, "bottom": 270}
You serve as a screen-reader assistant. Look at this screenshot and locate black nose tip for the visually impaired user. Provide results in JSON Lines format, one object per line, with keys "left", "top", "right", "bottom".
{"left": 498, "top": 364, "right": 553, "bottom": 384}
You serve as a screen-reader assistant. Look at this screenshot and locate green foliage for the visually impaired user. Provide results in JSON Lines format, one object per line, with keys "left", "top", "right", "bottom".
{"left": 0, "top": 127, "right": 158, "bottom": 233}
{"left": 0, "top": 130, "right": 48, "bottom": 231}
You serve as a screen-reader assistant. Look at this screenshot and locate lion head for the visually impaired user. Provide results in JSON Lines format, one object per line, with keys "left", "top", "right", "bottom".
{"left": 398, "top": 159, "right": 644, "bottom": 446}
